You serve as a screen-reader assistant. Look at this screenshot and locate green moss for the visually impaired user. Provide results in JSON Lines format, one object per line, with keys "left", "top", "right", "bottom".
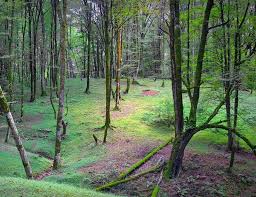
{"left": 0, "top": 78, "right": 255, "bottom": 193}
{"left": 0, "top": 86, "right": 10, "bottom": 113}
{"left": 0, "top": 147, "right": 50, "bottom": 178}
{"left": 0, "top": 177, "right": 121, "bottom": 197}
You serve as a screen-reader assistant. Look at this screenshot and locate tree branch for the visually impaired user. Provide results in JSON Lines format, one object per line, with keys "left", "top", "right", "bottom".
{"left": 190, "top": 124, "right": 256, "bottom": 156}
{"left": 202, "top": 86, "right": 233, "bottom": 125}
{"left": 209, "top": 20, "right": 229, "bottom": 30}
{"left": 238, "top": 2, "right": 250, "bottom": 29}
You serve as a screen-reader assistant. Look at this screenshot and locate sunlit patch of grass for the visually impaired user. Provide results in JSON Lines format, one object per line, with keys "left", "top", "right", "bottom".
{"left": 0, "top": 146, "right": 51, "bottom": 178}
{"left": 0, "top": 177, "right": 120, "bottom": 197}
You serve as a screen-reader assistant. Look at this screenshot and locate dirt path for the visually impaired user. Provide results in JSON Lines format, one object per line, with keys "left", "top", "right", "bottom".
{"left": 142, "top": 90, "right": 160, "bottom": 96}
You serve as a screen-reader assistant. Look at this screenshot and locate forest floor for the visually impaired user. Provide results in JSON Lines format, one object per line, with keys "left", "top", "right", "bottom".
{"left": 0, "top": 78, "right": 255, "bottom": 197}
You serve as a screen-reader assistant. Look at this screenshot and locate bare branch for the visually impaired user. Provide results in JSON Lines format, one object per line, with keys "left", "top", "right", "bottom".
{"left": 209, "top": 20, "right": 229, "bottom": 30}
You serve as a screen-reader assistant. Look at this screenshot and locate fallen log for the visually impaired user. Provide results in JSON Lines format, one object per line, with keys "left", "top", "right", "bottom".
{"left": 96, "top": 138, "right": 173, "bottom": 191}
{"left": 117, "top": 138, "right": 173, "bottom": 180}
{"left": 96, "top": 162, "right": 165, "bottom": 191}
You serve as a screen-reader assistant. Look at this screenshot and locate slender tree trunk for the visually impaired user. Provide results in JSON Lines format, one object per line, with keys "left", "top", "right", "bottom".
{"left": 96, "top": 38, "right": 101, "bottom": 78}
{"left": 4, "top": 0, "right": 15, "bottom": 143}
{"left": 220, "top": 0, "right": 233, "bottom": 151}
{"left": 40, "top": 0, "right": 47, "bottom": 96}
{"left": 230, "top": 1, "right": 250, "bottom": 169}
{"left": 7, "top": 0, "right": 15, "bottom": 105}
{"left": 28, "top": 0, "right": 35, "bottom": 102}
{"left": 189, "top": 0, "right": 214, "bottom": 127}
{"left": 169, "top": 0, "right": 184, "bottom": 138}
{"left": 53, "top": 0, "right": 67, "bottom": 170}
{"left": 186, "top": 0, "right": 191, "bottom": 99}
{"left": 21, "top": 4, "right": 27, "bottom": 119}
{"left": 83, "top": 32, "right": 87, "bottom": 79}
{"left": 103, "top": 0, "right": 111, "bottom": 143}
{"left": 114, "top": 28, "right": 122, "bottom": 110}
{"left": 50, "top": 13, "right": 57, "bottom": 120}
{"left": 85, "top": 3, "right": 92, "bottom": 94}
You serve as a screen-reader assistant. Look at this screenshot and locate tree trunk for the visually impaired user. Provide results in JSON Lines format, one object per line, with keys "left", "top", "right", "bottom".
{"left": 114, "top": 27, "right": 122, "bottom": 110}
{"left": 21, "top": 3, "right": 27, "bottom": 118}
{"left": 168, "top": 0, "right": 184, "bottom": 138}
{"left": 103, "top": 0, "right": 111, "bottom": 143}
{"left": 166, "top": 133, "right": 192, "bottom": 178}
{"left": 40, "top": 0, "right": 47, "bottom": 96}
{"left": 189, "top": 0, "right": 214, "bottom": 127}
{"left": 53, "top": 0, "right": 67, "bottom": 170}
{"left": 85, "top": 3, "right": 92, "bottom": 94}
{"left": 220, "top": 0, "right": 233, "bottom": 151}
{"left": 7, "top": 0, "right": 15, "bottom": 105}
{"left": 96, "top": 38, "right": 101, "bottom": 78}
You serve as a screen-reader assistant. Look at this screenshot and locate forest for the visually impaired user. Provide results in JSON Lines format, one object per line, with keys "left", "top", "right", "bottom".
{"left": 0, "top": 0, "right": 256, "bottom": 196}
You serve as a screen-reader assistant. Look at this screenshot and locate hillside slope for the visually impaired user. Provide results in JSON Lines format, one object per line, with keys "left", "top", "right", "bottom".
{"left": 0, "top": 177, "right": 120, "bottom": 197}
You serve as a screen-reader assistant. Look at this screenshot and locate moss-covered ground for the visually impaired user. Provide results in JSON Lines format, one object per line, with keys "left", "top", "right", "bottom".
{"left": 0, "top": 78, "right": 255, "bottom": 196}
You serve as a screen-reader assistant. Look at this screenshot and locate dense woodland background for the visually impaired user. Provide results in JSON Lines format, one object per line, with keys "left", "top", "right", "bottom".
{"left": 0, "top": 0, "right": 256, "bottom": 196}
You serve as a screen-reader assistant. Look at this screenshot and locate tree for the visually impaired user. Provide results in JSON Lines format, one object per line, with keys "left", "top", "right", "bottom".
{"left": 103, "top": 0, "right": 112, "bottom": 143}
{"left": 53, "top": 0, "right": 68, "bottom": 170}
{"left": 114, "top": 26, "right": 122, "bottom": 110}
{"left": 165, "top": 0, "right": 256, "bottom": 178}
{"left": 84, "top": 1, "right": 92, "bottom": 94}
{"left": 40, "top": 0, "right": 47, "bottom": 97}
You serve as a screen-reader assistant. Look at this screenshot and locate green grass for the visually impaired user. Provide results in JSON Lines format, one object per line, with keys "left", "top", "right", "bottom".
{"left": 0, "top": 144, "right": 51, "bottom": 178}
{"left": 0, "top": 78, "right": 255, "bottom": 193}
{"left": 0, "top": 177, "right": 120, "bottom": 197}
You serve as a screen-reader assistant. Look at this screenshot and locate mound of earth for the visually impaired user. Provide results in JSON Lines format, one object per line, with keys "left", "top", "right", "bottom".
{"left": 142, "top": 90, "right": 160, "bottom": 96}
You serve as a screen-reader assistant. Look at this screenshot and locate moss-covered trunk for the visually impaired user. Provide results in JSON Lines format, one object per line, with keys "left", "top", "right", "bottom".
{"left": 53, "top": 0, "right": 67, "bottom": 170}
{"left": 166, "top": 133, "right": 192, "bottom": 178}
{"left": 188, "top": 0, "right": 213, "bottom": 126}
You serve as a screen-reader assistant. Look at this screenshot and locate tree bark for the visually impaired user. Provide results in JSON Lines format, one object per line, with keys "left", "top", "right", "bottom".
{"left": 189, "top": 0, "right": 214, "bottom": 127}
{"left": 168, "top": 0, "right": 184, "bottom": 138}
{"left": 114, "top": 27, "right": 122, "bottom": 110}
{"left": 21, "top": 3, "right": 27, "bottom": 118}
{"left": 85, "top": 3, "right": 92, "bottom": 94}
{"left": 166, "top": 133, "right": 192, "bottom": 178}
{"left": 103, "top": 0, "right": 111, "bottom": 143}
{"left": 40, "top": 0, "right": 47, "bottom": 96}
{"left": 53, "top": 0, "right": 67, "bottom": 170}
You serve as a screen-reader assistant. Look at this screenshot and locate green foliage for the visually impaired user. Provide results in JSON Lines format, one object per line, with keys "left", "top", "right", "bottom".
{"left": 142, "top": 98, "right": 174, "bottom": 127}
